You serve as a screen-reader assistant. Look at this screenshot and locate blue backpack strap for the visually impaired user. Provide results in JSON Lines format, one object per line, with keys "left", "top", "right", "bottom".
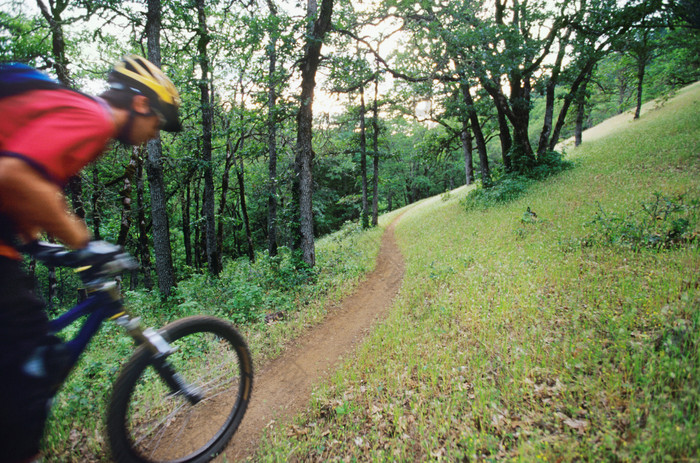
{"left": 0, "top": 62, "right": 63, "bottom": 98}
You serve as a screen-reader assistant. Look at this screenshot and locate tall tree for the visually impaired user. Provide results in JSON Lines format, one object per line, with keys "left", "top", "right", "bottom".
{"left": 266, "top": 0, "right": 281, "bottom": 257}
{"left": 546, "top": 0, "right": 661, "bottom": 151}
{"left": 623, "top": 28, "right": 658, "bottom": 119}
{"left": 292, "top": 0, "right": 334, "bottom": 266}
{"left": 145, "top": 0, "right": 175, "bottom": 296}
{"left": 461, "top": 82, "right": 491, "bottom": 186}
{"left": 195, "top": 0, "right": 221, "bottom": 275}
{"left": 574, "top": 71, "right": 592, "bottom": 146}
{"left": 35, "top": 0, "right": 70, "bottom": 84}
{"left": 234, "top": 146, "right": 255, "bottom": 262}
{"left": 116, "top": 147, "right": 140, "bottom": 245}
{"left": 359, "top": 86, "right": 369, "bottom": 228}
{"left": 371, "top": 75, "right": 380, "bottom": 226}
{"left": 460, "top": 120, "right": 474, "bottom": 185}
{"left": 136, "top": 161, "right": 153, "bottom": 290}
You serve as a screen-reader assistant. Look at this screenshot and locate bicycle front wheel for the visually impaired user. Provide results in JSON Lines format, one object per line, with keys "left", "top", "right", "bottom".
{"left": 107, "top": 316, "right": 253, "bottom": 463}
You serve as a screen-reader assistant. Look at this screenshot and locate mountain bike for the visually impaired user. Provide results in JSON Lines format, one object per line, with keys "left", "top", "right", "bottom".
{"left": 24, "top": 240, "right": 253, "bottom": 463}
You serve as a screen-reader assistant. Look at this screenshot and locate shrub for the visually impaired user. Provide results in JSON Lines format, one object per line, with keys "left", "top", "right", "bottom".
{"left": 584, "top": 192, "right": 699, "bottom": 250}
{"left": 461, "top": 174, "right": 535, "bottom": 211}
{"left": 167, "top": 248, "right": 318, "bottom": 324}
{"left": 461, "top": 150, "right": 573, "bottom": 211}
{"left": 529, "top": 150, "right": 574, "bottom": 180}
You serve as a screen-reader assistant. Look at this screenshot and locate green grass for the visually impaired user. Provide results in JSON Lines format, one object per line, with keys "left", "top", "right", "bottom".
{"left": 255, "top": 86, "right": 700, "bottom": 461}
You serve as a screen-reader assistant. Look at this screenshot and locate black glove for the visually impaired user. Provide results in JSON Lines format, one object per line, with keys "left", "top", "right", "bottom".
{"left": 74, "top": 241, "right": 139, "bottom": 284}
{"left": 23, "top": 241, "right": 138, "bottom": 280}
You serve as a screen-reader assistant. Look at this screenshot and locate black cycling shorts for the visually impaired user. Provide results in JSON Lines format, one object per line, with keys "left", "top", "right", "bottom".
{"left": 0, "top": 257, "right": 52, "bottom": 462}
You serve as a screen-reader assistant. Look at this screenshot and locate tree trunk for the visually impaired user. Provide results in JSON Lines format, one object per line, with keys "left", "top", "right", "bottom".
{"left": 292, "top": 0, "right": 334, "bottom": 267}
{"left": 481, "top": 76, "right": 535, "bottom": 171}
{"left": 371, "top": 79, "right": 380, "bottom": 227}
{"left": 461, "top": 120, "right": 474, "bottom": 185}
{"left": 218, "top": 145, "right": 234, "bottom": 260}
{"left": 182, "top": 180, "right": 192, "bottom": 267}
{"left": 136, "top": 162, "right": 153, "bottom": 290}
{"left": 509, "top": 72, "right": 535, "bottom": 166}
{"left": 67, "top": 178, "right": 85, "bottom": 221}
{"left": 145, "top": 0, "right": 175, "bottom": 296}
{"left": 36, "top": 0, "right": 70, "bottom": 86}
{"left": 231, "top": 198, "right": 242, "bottom": 256}
{"left": 462, "top": 83, "right": 491, "bottom": 186}
{"left": 116, "top": 147, "right": 140, "bottom": 245}
{"left": 574, "top": 76, "right": 590, "bottom": 147}
{"left": 537, "top": 31, "right": 569, "bottom": 158}
{"left": 359, "top": 87, "right": 368, "bottom": 228}
{"left": 193, "top": 178, "right": 203, "bottom": 270}
{"left": 88, "top": 167, "right": 101, "bottom": 239}
{"left": 634, "top": 61, "right": 645, "bottom": 120}
{"left": 549, "top": 58, "right": 597, "bottom": 152}
{"left": 538, "top": 78, "right": 557, "bottom": 157}
{"left": 266, "top": 0, "right": 280, "bottom": 256}
{"left": 496, "top": 106, "right": 512, "bottom": 171}
{"left": 235, "top": 155, "right": 255, "bottom": 262}
{"left": 197, "top": 186, "right": 207, "bottom": 267}
{"left": 196, "top": 0, "right": 221, "bottom": 275}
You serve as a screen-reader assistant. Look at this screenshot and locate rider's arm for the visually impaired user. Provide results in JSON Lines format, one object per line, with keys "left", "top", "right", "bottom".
{"left": 0, "top": 156, "right": 90, "bottom": 249}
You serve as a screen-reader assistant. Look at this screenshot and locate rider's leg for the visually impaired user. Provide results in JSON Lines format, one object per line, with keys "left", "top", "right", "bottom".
{"left": 0, "top": 257, "right": 53, "bottom": 463}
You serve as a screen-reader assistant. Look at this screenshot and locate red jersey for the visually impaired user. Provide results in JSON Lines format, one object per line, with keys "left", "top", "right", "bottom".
{"left": 0, "top": 89, "right": 115, "bottom": 185}
{"left": 0, "top": 89, "right": 116, "bottom": 258}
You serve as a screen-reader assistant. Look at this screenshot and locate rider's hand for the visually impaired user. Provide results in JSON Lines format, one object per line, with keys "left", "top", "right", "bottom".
{"left": 73, "top": 241, "right": 139, "bottom": 280}
{"left": 24, "top": 240, "right": 138, "bottom": 282}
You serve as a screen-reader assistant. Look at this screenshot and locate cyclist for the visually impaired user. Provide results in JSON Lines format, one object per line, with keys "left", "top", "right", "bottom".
{"left": 0, "top": 55, "right": 181, "bottom": 463}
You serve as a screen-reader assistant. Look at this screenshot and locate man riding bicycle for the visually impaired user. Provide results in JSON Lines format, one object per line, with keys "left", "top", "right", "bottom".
{"left": 0, "top": 55, "right": 181, "bottom": 463}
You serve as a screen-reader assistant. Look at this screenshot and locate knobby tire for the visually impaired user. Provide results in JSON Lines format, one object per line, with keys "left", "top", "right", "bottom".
{"left": 107, "top": 316, "right": 253, "bottom": 463}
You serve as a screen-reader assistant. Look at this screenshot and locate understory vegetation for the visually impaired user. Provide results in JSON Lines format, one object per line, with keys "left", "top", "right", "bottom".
{"left": 461, "top": 150, "right": 575, "bottom": 212}
{"left": 254, "top": 83, "right": 700, "bottom": 460}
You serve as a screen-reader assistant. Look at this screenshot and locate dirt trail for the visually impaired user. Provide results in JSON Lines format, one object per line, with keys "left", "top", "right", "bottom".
{"left": 221, "top": 218, "right": 405, "bottom": 461}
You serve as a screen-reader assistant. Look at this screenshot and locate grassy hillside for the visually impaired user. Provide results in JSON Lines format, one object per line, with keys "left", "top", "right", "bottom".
{"left": 256, "top": 86, "right": 700, "bottom": 461}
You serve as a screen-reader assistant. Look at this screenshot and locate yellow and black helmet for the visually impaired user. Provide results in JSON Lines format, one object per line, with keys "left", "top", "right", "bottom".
{"left": 108, "top": 55, "right": 182, "bottom": 132}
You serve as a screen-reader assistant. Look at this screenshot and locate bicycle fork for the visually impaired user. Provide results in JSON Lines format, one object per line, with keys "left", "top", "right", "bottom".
{"left": 113, "top": 314, "right": 204, "bottom": 405}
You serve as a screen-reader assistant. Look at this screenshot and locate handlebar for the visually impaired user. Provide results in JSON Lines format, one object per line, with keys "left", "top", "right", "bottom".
{"left": 21, "top": 240, "right": 139, "bottom": 284}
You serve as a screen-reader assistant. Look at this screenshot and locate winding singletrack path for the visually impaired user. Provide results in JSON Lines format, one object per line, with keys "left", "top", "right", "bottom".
{"left": 221, "top": 218, "right": 405, "bottom": 461}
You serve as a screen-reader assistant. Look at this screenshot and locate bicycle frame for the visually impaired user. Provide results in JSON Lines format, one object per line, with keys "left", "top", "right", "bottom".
{"left": 48, "top": 283, "right": 125, "bottom": 379}
{"left": 48, "top": 281, "right": 204, "bottom": 404}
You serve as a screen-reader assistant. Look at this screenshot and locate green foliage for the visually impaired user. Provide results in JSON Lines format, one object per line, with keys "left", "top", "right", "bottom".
{"left": 0, "top": 11, "right": 51, "bottom": 63}
{"left": 171, "top": 247, "right": 317, "bottom": 324}
{"left": 583, "top": 192, "right": 700, "bottom": 250}
{"left": 574, "top": 27, "right": 700, "bottom": 137}
{"left": 529, "top": 150, "right": 575, "bottom": 180}
{"left": 461, "top": 174, "right": 536, "bottom": 211}
{"left": 461, "top": 150, "right": 573, "bottom": 211}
